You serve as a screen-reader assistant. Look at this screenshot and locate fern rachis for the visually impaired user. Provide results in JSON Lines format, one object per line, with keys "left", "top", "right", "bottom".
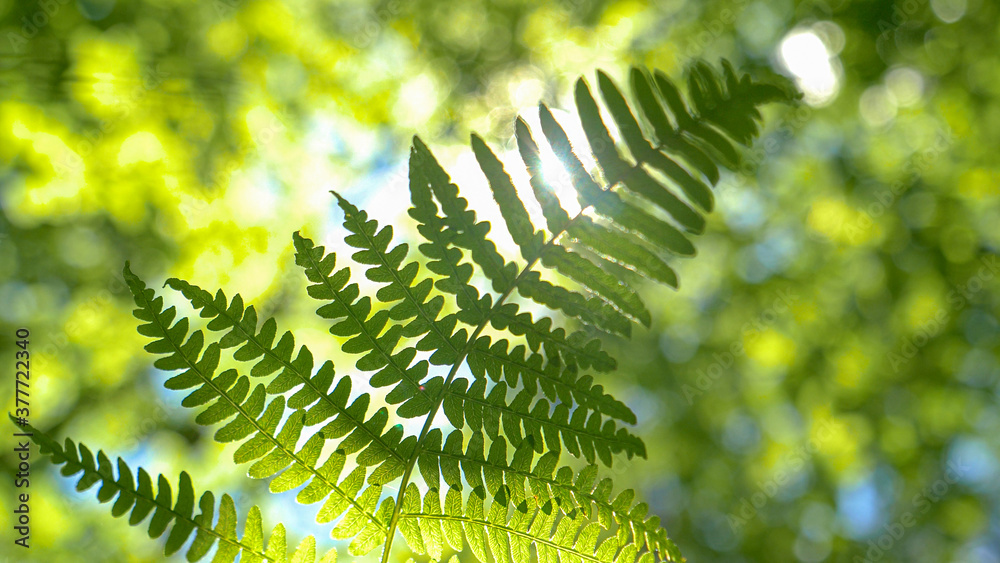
{"left": 16, "top": 60, "right": 796, "bottom": 563}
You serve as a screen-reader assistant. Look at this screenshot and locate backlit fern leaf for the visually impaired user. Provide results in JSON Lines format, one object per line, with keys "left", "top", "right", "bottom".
{"left": 27, "top": 59, "right": 796, "bottom": 563}
{"left": 122, "top": 264, "right": 395, "bottom": 553}
{"left": 11, "top": 417, "right": 336, "bottom": 563}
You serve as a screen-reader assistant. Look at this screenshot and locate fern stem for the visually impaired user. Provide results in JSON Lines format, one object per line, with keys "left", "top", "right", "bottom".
{"left": 379, "top": 207, "right": 589, "bottom": 563}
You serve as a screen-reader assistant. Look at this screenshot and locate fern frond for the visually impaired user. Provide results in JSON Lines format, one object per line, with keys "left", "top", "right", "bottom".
{"left": 471, "top": 133, "right": 547, "bottom": 262}
{"left": 686, "top": 60, "right": 794, "bottom": 146}
{"left": 596, "top": 70, "right": 715, "bottom": 213}
{"left": 650, "top": 67, "right": 741, "bottom": 167}
{"left": 292, "top": 229, "right": 442, "bottom": 418}
{"left": 123, "top": 264, "right": 394, "bottom": 553}
{"left": 412, "top": 139, "right": 624, "bottom": 354}
{"left": 162, "top": 275, "right": 413, "bottom": 487}
{"left": 40, "top": 59, "right": 796, "bottom": 563}
{"left": 374, "top": 59, "right": 791, "bottom": 562}
{"left": 396, "top": 429, "right": 684, "bottom": 562}
{"left": 295, "top": 221, "right": 638, "bottom": 466}
{"left": 408, "top": 149, "right": 494, "bottom": 327}
{"left": 405, "top": 62, "right": 792, "bottom": 342}
{"left": 412, "top": 136, "right": 520, "bottom": 294}
{"left": 539, "top": 242, "right": 652, "bottom": 326}
{"left": 628, "top": 68, "right": 721, "bottom": 184}
{"left": 11, "top": 417, "right": 334, "bottom": 563}
{"left": 575, "top": 77, "right": 705, "bottom": 235}
{"left": 332, "top": 193, "right": 469, "bottom": 368}
{"left": 296, "top": 219, "right": 640, "bottom": 459}
{"left": 491, "top": 304, "right": 616, "bottom": 371}
{"left": 161, "top": 277, "right": 406, "bottom": 472}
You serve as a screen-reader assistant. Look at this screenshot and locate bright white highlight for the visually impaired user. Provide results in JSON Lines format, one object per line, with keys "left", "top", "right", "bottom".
{"left": 778, "top": 28, "right": 841, "bottom": 106}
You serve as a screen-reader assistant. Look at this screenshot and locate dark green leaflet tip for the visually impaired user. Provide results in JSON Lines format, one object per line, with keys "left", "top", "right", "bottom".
{"left": 630, "top": 66, "right": 723, "bottom": 187}
{"left": 596, "top": 69, "right": 715, "bottom": 213}
{"left": 412, "top": 134, "right": 428, "bottom": 151}
{"left": 332, "top": 190, "right": 365, "bottom": 224}
{"left": 628, "top": 67, "right": 673, "bottom": 137}
{"left": 471, "top": 132, "right": 542, "bottom": 261}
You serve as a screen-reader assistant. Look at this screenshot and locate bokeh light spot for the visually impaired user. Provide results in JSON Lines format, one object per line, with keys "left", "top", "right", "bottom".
{"left": 778, "top": 27, "right": 842, "bottom": 106}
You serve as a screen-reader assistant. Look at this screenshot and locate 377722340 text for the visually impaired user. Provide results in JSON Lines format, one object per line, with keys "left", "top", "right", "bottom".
{"left": 12, "top": 327, "right": 32, "bottom": 549}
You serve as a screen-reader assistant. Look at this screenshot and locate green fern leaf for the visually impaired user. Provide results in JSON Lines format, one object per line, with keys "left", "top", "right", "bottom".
{"left": 514, "top": 116, "right": 572, "bottom": 232}
{"left": 471, "top": 133, "right": 546, "bottom": 261}
{"left": 575, "top": 77, "right": 705, "bottom": 234}
{"left": 490, "top": 305, "right": 616, "bottom": 371}
{"left": 652, "top": 69, "right": 740, "bottom": 167}
{"left": 37, "top": 59, "right": 797, "bottom": 563}
{"left": 333, "top": 193, "right": 468, "bottom": 367}
{"left": 465, "top": 335, "right": 636, "bottom": 424}
{"left": 539, "top": 243, "right": 651, "bottom": 327}
{"left": 596, "top": 70, "right": 715, "bottom": 212}
{"left": 292, "top": 230, "right": 437, "bottom": 416}
{"left": 517, "top": 272, "right": 633, "bottom": 337}
{"left": 408, "top": 148, "right": 493, "bottom": 326}
{"left": 123, "top": 263, "right": 392, "bottom": 537}
{"left": 567, "top": 216, "right": 678, "bottom": 288}
{"left": 628, "top": 67, "right": 721, "bottom": 184}
{"left": 411, "top": 136, "right": 520, "bottom": 293}
{"left": 536, "top": 103, "right": 697, "bottom": 260}
{"left": 11, "top": 416, "right": 333, "bottom": 563}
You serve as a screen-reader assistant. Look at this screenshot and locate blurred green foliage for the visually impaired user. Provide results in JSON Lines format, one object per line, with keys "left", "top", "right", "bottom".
{"left": 1, "top": 0, "right": 998, "bottom": 562}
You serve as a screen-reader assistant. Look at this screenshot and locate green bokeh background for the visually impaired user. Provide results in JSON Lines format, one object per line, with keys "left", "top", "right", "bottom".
{"left": 1, "top": 0, "right": 998, "bottom": 561}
